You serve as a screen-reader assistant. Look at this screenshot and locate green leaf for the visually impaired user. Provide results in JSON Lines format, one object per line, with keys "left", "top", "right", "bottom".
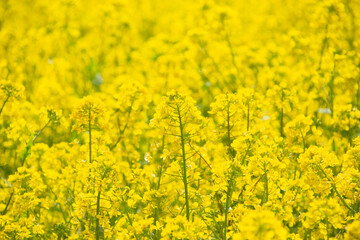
{"left": 20, "top": 134, "right": 35, "bottom": 162}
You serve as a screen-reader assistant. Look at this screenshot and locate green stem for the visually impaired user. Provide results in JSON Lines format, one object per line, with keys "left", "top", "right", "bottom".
{"left": 222, "top": 20, "right": 241, "bottom": 83}
{"left": 299, "top": 129, "right": 306, "bottom": 153}
{"left": 1, "top": 191, "right": 13, "bottom": 215}
{"left": 224, "top": 101, "right": 235, "bottom": 240}
{"left": 2, "top": 119, "right": 52, "bottom": 215}
{"left": 263, "top": 169, "right": 268, "bottom": 204}
{"left": 110, "top": 103, "right": 133, "bottom": 150}
{"left": 344, "top": 0, "right": 356, "bottom": 49}
{"left": 247, "top": 101, "right": 250, "bottom": 132}
{"left": 125, "top": 209, "right": 139, "bottom": 240}
{"left": 226, "top": 34, "right": 240, "bottom": 79}
{"left": 280, "top": 89, "right": 284, "bottom": 137}
{"left": 154, "top": 135, "right": 165, "bottom": 239}
{"left": 332, "top": 183, "right": 356, "bottom": 214}
{"left": 157, "top": 135, "right": 165, "bottom": 191}
{"left": 227, "top": 100, "right": 231, "bottom": 147}
{"left": 96, "top": 190, "right": 101, "bottom": 240}
{"left": 0, "top": 94, "right": 10, "bottom": 117}
{"left": 224, "top": 174, "right": 234, "bottom": 240}
{"left": 177, "top": 105, "right": 190, "bottom": 221}
{"left": 357, "top": 73, "right": 360, "bottom": 108}
{"left": 317, "top": 165, "right": 357, "bottom": 214}
{"left": 329, "top": 61, "right": 336, "bottom": 115}
{"left": 189, "top": 142, "right": 225, "bottom": 215}
{"left": 86, "top": 110, "right": 93, "bottom": 230}
{"left": 20, "top": 118, "right": 52, "bottom": 167}
{"left": 197, "top": 156, "right": 201, "bottom": 190}
{"left": 33, "top": 119, "right": 52, "bottom": 145}
{"left": 89, "top": 110, "right": 92, "bottom": 163}
{"left": 280, "top": 108, "right": 284, "bottom": 137}
{"left": 318, "top": 16, "right": 330, "bottom": 71}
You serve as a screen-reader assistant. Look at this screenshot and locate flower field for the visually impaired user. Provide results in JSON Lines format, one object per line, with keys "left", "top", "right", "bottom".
{"left": 1, "top": 0, "right": 360, "bottom": 239}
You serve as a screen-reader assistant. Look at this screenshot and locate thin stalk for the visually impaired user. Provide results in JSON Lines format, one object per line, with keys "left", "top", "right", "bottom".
{"left": 86, "top": 110, "right": 92, "bottom": 232}
{"left": 201, "top": 45, "right": 231, "bottom": 90}
{"left": 177, "top": 105, "right": 190, "bottom": 221}
{"left": 251, "top": 173, "right": 265, "bottom": 193}
{"left": 242, "top": 143, "right": 251, "bottom": 166}
{"left": 280, "top": 108, "right": 284, "bottom": 137}
{"left": 188, "top": 142, "right": 224, "bottom": 215}
{"left": 21, "top": 119, "right": 51, "bottom": 167}
{"left": 317, "top": 16, "right": 334, "bottom": 115}
{"left": 110, "top": 103, "right": 133, "bottom": 150}
{"left": 348, "top": 113, "right": 352, "bottom": 147}
{"left": 299, "top": 129, "right": 306, "bottom": 153}
{"left": 262, "top": 169, "right": 268, "bottom": 204}
{"left": 224, "top": 101, "right": 234, "bottom": 240}
{"left": 225, "top": 33, "right": 240, "bottom": 80}
{"left": 357, "top": 75, "right": 360, "bottom": 108}
{"left": 344, "top": 0, "right": 356, "bottom": 49}
{"left": 224, "top": 174, "right": 234, "bottom": 240}
{"left": 125, "top": 211, "right": 139, "bottom": 240}
{"left": 326, "top": 221, "right": 329, "bottom": 240}
{"left": 154, "top": 135, "right": 165, "bottom": 239}
{"left": 222, "top": 20, "right": 241, "bottom": 82}
{"left": 157, "top": 135, "right": 165, "bottom": 190}
{"left": 247, "top": 101, "right": 250, "bottom": 132}
{"left": 1, "top": 191, "right": 13, "bottom": 215}
{"left": 0, "top": 94, "right": 10, "bottom": 117}
{"left": 280, "top": 90, "right": 284, "bottom": 137}
{"left": 197, "top": 156, "right": 201, "bottom": 190}
{"left": 227, "top": 101, "right": 231, "bottom": 147}
{"left": 318, "top": 17, "right": 330, "bottom": 71}
{"left": 333, "top": 184, "right": 356, "bottom": 214}
{"left": 317, "top": 165, "right": 357, "bottom": 214}
{"left": 89, "top": 110, "right": 92, "bottom": 163}
{"left": 96, "top": 190, "right": 101, "bottom": 240}
{"left": 329, "top": 62, "right": 336, "bottom": 116}
{"left": 2, "top": 119, "right": 52, "bottom": 215}
{"left": 33, "top": 119, "right": 52, "bottom": 145}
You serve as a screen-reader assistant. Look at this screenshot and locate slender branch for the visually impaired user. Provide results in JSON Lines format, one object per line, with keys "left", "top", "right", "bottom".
{"left": 280, "top": 89, "right": 284, "bottom": 137}
{"left": 125, "top": 211, "right": 139, "bottom": 240}
{"left": 33, "top": 119, "right": 52, "bottom": 144}
{"left": 227, "top": 100, "right": 231, "bottom": 148}
{"left": 247, "top": 101, "right": 250, "bottom": 132}
{"left": 0, "top": 94, "right": 10, "bottom": 117}
{"left": 2, "top": 118, "right": 52, "bottom": 215}
{"left": 299, "top": 129, "right": 306, "bottom": 153}
{"left": 318, "top": 16, "right": 330, "bottom": 71}
{"left": 110, "top": 104, "right": 133, "bottom": 150}
{"left": 332, "top": 182, "right": 356, "bottom": 214}
{"left": 89, "top": 110, "right": 92, "bottom": 163}
{"left": 1, "top": 191, "right": 14, "bottom": 215}
{"left": 222, "top": 20, "right": 241, "bottom": 81}
{"left": 21, "top": 119, "right": 52, "bottom": 167}
{"left": 177, "top": 104, "right": 190, "bottom": 221}
{"left": 224, "top": 174, "right": 234, "bottom": 239}
{"left": 154, "top": 135, "right": 165, "bottom": 239}
{"left": 262, "top": 168, "right": 268, "bottom": 205}
{"left": 317, "top": 165, "right": 357, "bottom": 214}
{"left": 188, "top": 142, "right": 224, "bottom": 215}
{"left": 96, "top": 190, "right": 101, "bottom": 240}
{"left": 224, "top": 99, "right": 234, "bottom": 240}
{"left": 251, "top": 173, "right": 266, "bottom": 193}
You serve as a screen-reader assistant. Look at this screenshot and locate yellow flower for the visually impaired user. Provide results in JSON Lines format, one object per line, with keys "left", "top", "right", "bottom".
{"left": 71, "top": 96, "right": 106, "bottom": 133}
{"left": 235, "top": 209, "right": 287, "bottom": 240}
